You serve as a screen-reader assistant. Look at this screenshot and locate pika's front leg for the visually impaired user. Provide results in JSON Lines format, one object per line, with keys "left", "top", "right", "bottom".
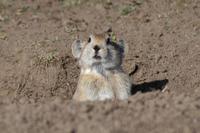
{"left": 112, "top": 73, "right": 132, "bottom": 100}
{"left": 73, "top": 84, "right": 98, "bottom": 101}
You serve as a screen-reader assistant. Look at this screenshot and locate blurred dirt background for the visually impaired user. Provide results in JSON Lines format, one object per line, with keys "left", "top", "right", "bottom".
{"left": 0, "top": 0, "right": 200, "bottom": 133}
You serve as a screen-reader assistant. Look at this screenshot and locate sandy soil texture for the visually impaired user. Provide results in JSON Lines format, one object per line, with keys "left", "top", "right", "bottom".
{"left": 0, "top": 0, "right": 200, "bottom": 133}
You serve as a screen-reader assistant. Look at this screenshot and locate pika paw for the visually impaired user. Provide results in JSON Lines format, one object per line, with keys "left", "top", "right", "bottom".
{"left": 71, "top": 33, "right": 131, "bottom": 101}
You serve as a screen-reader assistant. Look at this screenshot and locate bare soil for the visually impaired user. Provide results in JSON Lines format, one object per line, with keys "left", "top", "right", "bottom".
{"left": 0, "top": 0, "right": 200, "bottom": 133}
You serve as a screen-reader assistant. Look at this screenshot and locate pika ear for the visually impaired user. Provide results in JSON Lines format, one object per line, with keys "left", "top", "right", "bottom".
{"left": 119, "top": 39, "right": 129, "bottom": 56}
{"left": 71, "top": 40, "right": 83, "bottom": 58}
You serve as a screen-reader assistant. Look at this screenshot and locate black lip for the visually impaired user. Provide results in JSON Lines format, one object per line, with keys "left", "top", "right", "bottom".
{"left": 93, "top": 55, "right": 101, "bottom": 60}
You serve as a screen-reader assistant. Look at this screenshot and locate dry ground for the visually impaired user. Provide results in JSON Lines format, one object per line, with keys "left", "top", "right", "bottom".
{"left": 0, "top": 0, "right": 200, "bottom": 133}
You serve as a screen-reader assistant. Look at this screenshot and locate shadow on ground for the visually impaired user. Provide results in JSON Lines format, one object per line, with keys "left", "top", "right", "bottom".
{"left": 131, "top": 79, "right": 169, "bottom": 95}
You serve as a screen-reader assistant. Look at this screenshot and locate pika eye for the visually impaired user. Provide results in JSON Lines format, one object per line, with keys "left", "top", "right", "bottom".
{"left": 88, "top": 37, "right": 91, "bottom": 43}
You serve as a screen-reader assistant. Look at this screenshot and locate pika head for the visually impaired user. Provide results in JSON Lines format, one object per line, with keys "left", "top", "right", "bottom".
{"left": 72, "top": 34, "right": 127, "bottom": 71}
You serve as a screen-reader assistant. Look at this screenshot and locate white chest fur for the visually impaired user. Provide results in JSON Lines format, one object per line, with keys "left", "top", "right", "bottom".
{"left": 80, "top": 68, "right": 115, "bottom": 100}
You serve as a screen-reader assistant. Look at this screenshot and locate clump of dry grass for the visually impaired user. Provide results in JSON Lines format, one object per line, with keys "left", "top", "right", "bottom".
{"left": 0, "top": 0, "right": 12, "bottom": 12}
{"left": 29, "top": 40, "right": 60, "bottom": 69}
{"left": 35, "top": 50, "right": 59, "bottom": 67}
{"left": 59, "top": 0, "right": 88, "bottom": 7}
{"left": 59, "top": 0, "right": 112, "bottom": 8}
{"left": 120, "top": 0, "right": 143, "bottom": 16}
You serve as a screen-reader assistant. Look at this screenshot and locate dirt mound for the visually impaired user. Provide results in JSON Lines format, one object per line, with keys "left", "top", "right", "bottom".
{"left": 0, "top": 0, "right": 200, "bottom": 132}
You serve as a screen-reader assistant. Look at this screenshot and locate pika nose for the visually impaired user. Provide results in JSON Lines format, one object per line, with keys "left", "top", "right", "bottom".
{"left": 93, "top": 45, "right": 100, "bottom": 52}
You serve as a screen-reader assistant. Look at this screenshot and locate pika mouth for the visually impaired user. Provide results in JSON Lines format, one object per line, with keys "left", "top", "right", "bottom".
{"left": 93, "top": 55, "right": 101, "bottom": 60}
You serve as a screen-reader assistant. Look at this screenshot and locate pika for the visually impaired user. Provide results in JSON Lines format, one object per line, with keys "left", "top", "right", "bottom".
{"left": 71, "top": 33, "right": 131, "bottom": 101}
